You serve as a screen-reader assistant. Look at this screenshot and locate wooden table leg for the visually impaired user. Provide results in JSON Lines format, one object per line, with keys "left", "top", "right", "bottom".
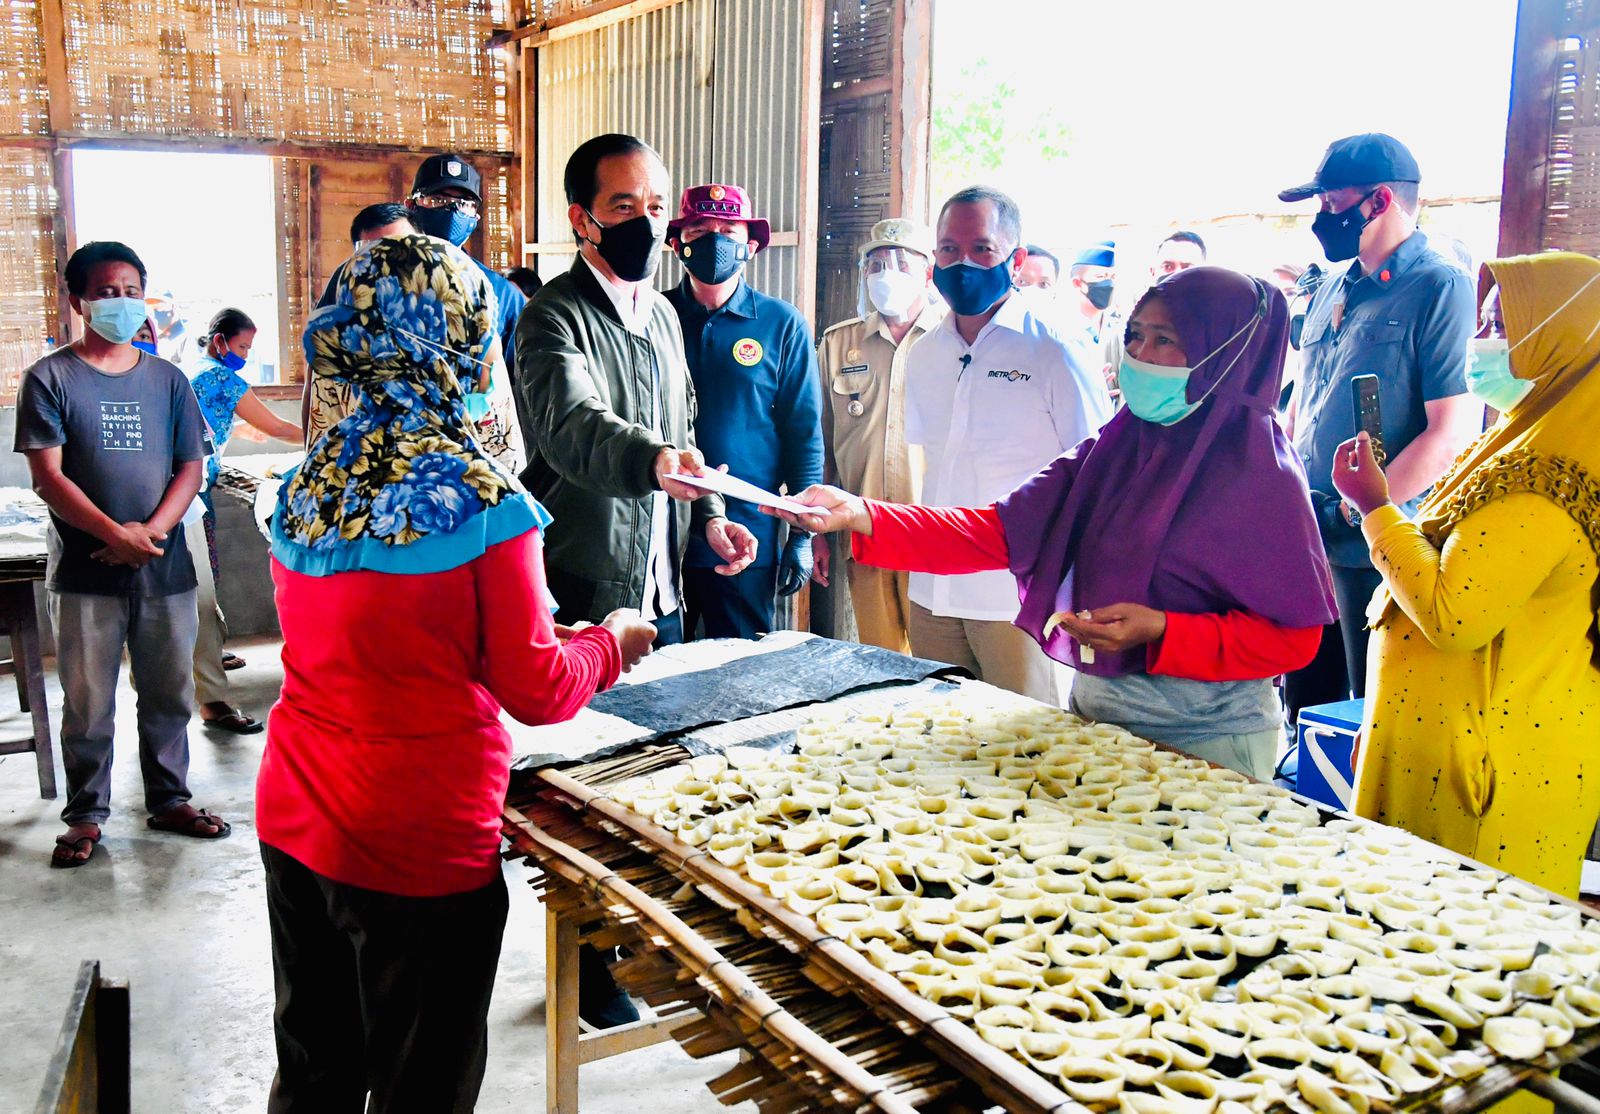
{"left": 11, "top": 629, "right": 29, "bottom": 712}
{"left": 17, "top": 588, "right": 54, "bottom": 798}
{"left": 546, "top": 906, "right": 580, "bottom": 1114}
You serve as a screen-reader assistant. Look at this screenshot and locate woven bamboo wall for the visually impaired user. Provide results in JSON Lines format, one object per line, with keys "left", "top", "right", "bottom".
{"left": 817, "top": 94, "right": 893, "bottom": 330}
{"left": 57, "top": 0, "right": 512, "bottom": 153}
{"left": 815, "top": 0, "right": 896, "bottom": 331}
{"left": 0, "top": 149, "right": 61, "bottom": 396}
{"left": 0, "top": 0, "right": 51, "bottom": 137}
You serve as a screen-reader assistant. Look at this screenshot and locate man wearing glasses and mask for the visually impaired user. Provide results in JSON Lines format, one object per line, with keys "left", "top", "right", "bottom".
{"left": 407, "top": 154, "right": 528, "bottom": 377}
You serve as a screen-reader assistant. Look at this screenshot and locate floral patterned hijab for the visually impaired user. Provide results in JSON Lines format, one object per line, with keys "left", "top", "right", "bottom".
{"left": 271, "top": 233, "right": 547, "bottom": 576}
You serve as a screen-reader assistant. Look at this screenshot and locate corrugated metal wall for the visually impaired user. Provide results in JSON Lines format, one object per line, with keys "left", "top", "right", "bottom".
{"left": 533, "top": 0, "right": 808, "bottom": 309}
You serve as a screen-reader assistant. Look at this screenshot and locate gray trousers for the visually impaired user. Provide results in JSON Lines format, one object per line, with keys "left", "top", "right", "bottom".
{"left": 183, "top": 514, "right": 230, "bottom": 706}
{"left": 48, "top": 590, "right": 199, "bottom": 825}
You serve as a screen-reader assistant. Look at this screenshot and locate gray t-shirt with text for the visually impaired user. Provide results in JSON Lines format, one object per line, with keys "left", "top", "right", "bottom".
{"left": 14, "top": 348, "right": 205, "bottom": 596}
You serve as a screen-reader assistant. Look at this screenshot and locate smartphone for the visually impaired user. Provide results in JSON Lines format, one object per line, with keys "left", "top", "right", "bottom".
{"left": 1351, "top": 374, "right": 1385, "bottom": 467}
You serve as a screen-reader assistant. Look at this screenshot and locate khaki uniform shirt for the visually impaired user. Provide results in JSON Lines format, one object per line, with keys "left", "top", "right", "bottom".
{"left": 817, "top": 304, "right": 943, "bottom": 503}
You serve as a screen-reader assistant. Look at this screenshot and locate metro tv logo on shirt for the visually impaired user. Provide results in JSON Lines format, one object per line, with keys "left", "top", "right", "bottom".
{"left": 99, "top": 401, "right": 144, "bottom": 451}
{"left": 988, "top": 369, "right": 1032, "bottom": 382}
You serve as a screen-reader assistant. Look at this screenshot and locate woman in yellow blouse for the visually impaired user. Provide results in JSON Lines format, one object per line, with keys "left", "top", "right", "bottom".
{"left": 1332, "top": 251, "right": 1600, "bottom": 899}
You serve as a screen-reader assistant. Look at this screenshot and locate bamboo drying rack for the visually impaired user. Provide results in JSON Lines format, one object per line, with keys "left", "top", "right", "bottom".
{"left": 502, "top": 663, "right": 1600, "bottom": 1114}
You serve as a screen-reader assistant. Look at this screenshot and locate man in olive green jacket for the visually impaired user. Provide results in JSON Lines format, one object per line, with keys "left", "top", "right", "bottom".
{"left": 514, "top": 133, "right": 758, "bottom": 644}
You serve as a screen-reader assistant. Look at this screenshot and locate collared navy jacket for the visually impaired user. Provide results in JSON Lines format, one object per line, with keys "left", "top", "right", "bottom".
{"left": 666, "top": 275, "right": 824, "bottom": 569}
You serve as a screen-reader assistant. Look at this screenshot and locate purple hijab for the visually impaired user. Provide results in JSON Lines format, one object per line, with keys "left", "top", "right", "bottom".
{"left": 996, "top": 266, "right": 1336, "bottom": 677}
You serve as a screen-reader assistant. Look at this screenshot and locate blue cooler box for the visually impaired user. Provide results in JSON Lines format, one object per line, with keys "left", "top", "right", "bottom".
{"left": 1295, "top": 699, "right": 1364, "bottom": 812}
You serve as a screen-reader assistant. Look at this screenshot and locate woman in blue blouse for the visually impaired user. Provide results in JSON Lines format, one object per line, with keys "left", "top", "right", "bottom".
{"left": 187, "top": 309, "right": 302, "bottom": 732}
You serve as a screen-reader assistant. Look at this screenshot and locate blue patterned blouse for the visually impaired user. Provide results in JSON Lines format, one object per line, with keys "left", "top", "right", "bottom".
{"left": 187, "top": 354, "right": 251, "bottom": 490}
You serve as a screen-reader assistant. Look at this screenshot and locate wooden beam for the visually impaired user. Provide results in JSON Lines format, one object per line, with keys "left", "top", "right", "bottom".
{"left": 1498, "top": 0, "right": 1563, "bottom": 255}
{"left": 273, "top": 160, "right": 296, "bottom": 387}
{"left": 795, "top": 0, "right": 825, "bottom": 327}
{"left": 898, "top": 0, "right": 934, "bottom": 223}
{"left": 545, "top": 908, "right": 580, "bottom": 1114}
{"left": 37, "top": 0, "right": 72, "bottom": 136}
{"left": 577, "top": 1011, "right": 696, "bottom": 1064}
{"left": 0, "top": 133, "right": 513, "bottom": 162}
{"left": 39, "top": 0, "right": 73, "bottom": 344}
{"left": 494, "top": 0, "right": 688, "bottom": 50}
{"left": 49, "top": 143, "right": 76, "bottom": 345}
{"left": 520, "top": 25, "right": 538, "bottom": 267}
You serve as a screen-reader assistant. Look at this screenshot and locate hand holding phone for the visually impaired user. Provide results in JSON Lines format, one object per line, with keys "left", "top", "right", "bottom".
{"left": 1351, "top": 374, "right": 1385, "bottom": 467}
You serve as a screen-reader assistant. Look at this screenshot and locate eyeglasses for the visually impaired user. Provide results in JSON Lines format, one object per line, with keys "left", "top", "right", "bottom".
{"left": 412, "top": 193, "right": 480, "bottom": 217}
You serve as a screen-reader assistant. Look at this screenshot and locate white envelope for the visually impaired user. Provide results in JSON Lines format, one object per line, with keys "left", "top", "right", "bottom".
{"left": 668, "top": 469, "right": 814, "bottom": 516}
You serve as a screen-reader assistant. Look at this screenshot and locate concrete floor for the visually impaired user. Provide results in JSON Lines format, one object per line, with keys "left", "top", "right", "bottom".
{"left": 0, "top": 637, "right": 742, "bottom": 1112}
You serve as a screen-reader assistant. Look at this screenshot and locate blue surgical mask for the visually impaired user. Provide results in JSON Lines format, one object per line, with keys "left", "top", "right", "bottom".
{"left": 409, "top": 204, "right": 479, "bottom": 248}
{"left": 1465, "top": 338, "right": 1532, "bottom": 412}
{"left": 932, "top": 255, "right": 1015, "bottom": 316}
{"left": 1119, "top": 354, "right": 1204, "bottom": 425}
{"left": 85, "top": 296, "right": 149, "bottom": 345}
{"left": 132, "top": 340, "right": 159, "bottom": 356}
{"left": 218, "top": 348, "right": 248, "bottom": 372}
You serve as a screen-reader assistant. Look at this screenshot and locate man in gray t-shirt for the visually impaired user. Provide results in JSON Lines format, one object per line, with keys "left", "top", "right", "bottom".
{"left": 18, "top": 346, "right": 206, "bottom": 595}
{"left": 14, "top": 240, "right": 228, "bottom": 868}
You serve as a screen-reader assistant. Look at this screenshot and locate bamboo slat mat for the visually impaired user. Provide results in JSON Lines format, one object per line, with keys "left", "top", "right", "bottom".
{"left": 512, "top": 676, "right": 1600, "bottom": 1114}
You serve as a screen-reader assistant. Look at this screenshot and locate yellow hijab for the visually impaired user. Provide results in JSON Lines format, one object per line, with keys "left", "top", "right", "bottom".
{"left": 1379, "top": 251, "right": 1600, "bottom": 639}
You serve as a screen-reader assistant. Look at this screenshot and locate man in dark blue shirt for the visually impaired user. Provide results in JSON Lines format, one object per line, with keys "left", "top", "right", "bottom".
{"left": 664, "top": 183, "right": 823, "bottom": 639}
{"left": 1278, "top": 133, "right": 1481, "bottom": 719}
{"left": 405, "top": 154, "right": 527, "bottom": 376}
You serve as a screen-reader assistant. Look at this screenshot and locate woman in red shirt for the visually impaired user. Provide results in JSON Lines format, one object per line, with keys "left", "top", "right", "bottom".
{"left": 257, "top": 234, "right": 655, "bottom": 1114}
{"left": 773, "top": 267, "right": 1336, "bottom": 779}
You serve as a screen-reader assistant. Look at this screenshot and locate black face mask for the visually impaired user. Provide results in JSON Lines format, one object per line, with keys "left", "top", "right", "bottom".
{"left": 1084, "top": 279, "right": 1115, "bottom": 311}
{"left": 1311, "top": 190, "right": 1377, "bottom": 263}
{"left": 677, "top": 232, "right": 750, "bottom": 285}
{"left": 584, "top": 211, "right": 666, "bottom": 282}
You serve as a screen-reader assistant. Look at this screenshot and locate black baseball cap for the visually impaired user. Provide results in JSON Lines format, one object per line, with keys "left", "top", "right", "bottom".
{"left": 411, "top": 154, "right": 483, "bottom": 203}
{"left": 1278, "top": 133, "right": 1421, "bottom": 203}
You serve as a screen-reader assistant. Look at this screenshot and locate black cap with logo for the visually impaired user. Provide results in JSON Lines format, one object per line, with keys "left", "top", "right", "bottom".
{"left": 1278, "top": 133, "right": 1420, "bottom": 203}
{"left": 411, "top": 154, "right": 483, "bottom": 203}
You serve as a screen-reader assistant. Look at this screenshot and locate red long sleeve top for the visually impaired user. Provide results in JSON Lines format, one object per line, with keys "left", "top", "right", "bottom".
{"left": 852, "top": 501, "right": 1320, "bottom": 682}
{"left": 257, "top": 530, "right": 622, "bottom": 897}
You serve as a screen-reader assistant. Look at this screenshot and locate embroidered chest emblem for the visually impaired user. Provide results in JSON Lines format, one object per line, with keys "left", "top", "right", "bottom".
{"left": 733, "top": 338, "right": 764, "bottom": 366}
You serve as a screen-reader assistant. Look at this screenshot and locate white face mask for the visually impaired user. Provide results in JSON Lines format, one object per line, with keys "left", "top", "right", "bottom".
{"left": 866, "top": 270, "right": 924, "bottom": 319}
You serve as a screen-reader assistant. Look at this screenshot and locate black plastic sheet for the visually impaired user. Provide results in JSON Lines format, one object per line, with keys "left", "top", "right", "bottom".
{"left": 586, "top": 638, "right": 964, "bottom": 737}
{"left": 510, "top": 640, "right": 968, "bottom": 777}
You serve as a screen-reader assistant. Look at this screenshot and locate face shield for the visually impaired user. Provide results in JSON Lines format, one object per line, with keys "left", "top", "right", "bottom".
{"left": 857, "top": 247, "right": 933, "bottom": 318}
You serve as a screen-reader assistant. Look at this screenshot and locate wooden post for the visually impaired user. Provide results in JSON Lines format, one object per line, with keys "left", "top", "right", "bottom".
{"left": 39, "top": 0, "right": 74, "bottom": 344}
{"left": 897, "top": 0, "right": 934, "bottom": 223}
{"left": 273, "top": 160, "right": 297, "bottom": 385}
{"left": 520, "top": 39, "right": 539, "bottom": 271}
{"left": 794, "top": 0, "right": 825, "bottom": 326}
{"left": 1497, "top": 0, "right": 1562, "bottom": 255}
{"left": 545, "top": 907, "right": 580, "bottom": 1114}
{"left": 47, "top": 145, "right": 76, "bottom": 346}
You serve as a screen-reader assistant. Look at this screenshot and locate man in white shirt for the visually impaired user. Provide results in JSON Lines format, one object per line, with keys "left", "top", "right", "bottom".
{"left": 904, "top": 186, "right": 1113, "bottom": 703}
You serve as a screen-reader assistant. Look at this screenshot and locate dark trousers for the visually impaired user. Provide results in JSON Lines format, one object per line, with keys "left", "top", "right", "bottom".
{"left": 684, "top": 565, "right": 778, "bottom": 640}
{"left": 261, "top": 843, "right": 509, "bottom": 1114}
{"left": 652, "top": 608, "right": 684, "bottom": 648}
{"left": 1283, "top": 564, "right": 1386, "bottom": 727}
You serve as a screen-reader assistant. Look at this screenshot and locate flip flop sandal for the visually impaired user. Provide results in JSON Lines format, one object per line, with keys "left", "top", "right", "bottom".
{"left": 203, "top": 710, "right": 264, "bottom": 735}
{"left": 147, "top": 809, "right": 232, "bottom": 840}
{"left": 222, "top": 652, "right": 246, "bottom": 671}
{"left": 51, "top": 830, "right": 100, "bottom": 869}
